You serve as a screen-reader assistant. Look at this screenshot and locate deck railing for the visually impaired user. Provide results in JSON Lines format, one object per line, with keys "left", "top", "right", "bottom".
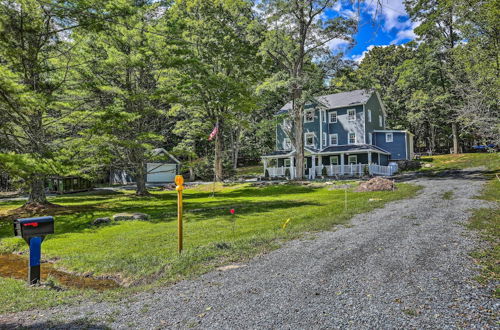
{"left": 266, "top": 163, "right": 397, "bottom": 178}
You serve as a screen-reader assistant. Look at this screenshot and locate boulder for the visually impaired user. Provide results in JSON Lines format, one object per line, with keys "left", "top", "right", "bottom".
{"left": 113, "top": 212, "right": 150, "bottom": 221}
{"left": 355, "top": 177, "right": 395, "bottom": 192}
{"left": 92, "top": 217, "right": 111, "bottom": 226}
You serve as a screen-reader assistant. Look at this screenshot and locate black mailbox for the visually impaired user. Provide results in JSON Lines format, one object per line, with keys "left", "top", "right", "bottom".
{"left": 14, "top": 216, "right": 54, "bottom": 240}
{"left": 13, "top": 216, "right": 54, "bottom": 285}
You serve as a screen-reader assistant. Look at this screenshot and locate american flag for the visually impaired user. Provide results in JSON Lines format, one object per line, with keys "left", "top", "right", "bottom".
{"left": 208, "top": 123, "right": 218, "bottom": 141}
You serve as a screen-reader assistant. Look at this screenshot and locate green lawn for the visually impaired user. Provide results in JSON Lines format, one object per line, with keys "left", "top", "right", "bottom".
{"left": 420, "top": 152, "right": 500, "bottom": 173}
{"left": 0, "top": 181, "right": 419, "bottom": 313}
{"left": 420, "top": 153, "right": 499, "bottom": 296}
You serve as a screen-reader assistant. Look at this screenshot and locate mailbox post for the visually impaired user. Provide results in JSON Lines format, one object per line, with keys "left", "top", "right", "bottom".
{"left": 13, "top": 216, "right": 54, "bottom": 285}
{"left": 175, "top": 175, "right": 184, "bottom": 253}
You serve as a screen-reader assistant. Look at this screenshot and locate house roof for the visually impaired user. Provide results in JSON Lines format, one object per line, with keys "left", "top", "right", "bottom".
{"left": 262, "top": 144, "right": 390, "bottom": 158}
{"left": 320, "top": 144, "right": 390, "bottom": 154}
{"left": 276, "top": 89, "right": 375, "bottom": 115}
{"left": 150, "top": 148, "right": 180, "bottom": 164}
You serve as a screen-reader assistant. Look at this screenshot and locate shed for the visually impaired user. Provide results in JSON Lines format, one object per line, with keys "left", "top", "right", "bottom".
{"left": 110, "top": 148, "right": 181, "bottom": 184}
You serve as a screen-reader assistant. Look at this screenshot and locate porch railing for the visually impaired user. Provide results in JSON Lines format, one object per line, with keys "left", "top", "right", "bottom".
{"left": 266, "top": 163, "right": 397, "bottom": 179}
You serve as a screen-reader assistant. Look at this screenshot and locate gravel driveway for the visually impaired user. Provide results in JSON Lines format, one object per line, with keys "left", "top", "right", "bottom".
{"left": 1, "top": 170, "right": 498, "bottom": 329}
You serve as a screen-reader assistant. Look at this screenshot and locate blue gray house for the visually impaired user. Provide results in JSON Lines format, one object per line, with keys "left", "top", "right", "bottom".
{"left": 262, "top": 89, "right": 414, "bottom": 178}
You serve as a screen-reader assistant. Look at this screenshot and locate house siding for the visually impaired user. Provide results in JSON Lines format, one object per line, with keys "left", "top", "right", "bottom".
{"left": 364, "top": 93, "right": 385, "bottom": 140}
{"left": 373, "top": 132, "right": 408, "bottom": 160}
{"left": 326, "top": 105, "right": 365, "bottom": 146}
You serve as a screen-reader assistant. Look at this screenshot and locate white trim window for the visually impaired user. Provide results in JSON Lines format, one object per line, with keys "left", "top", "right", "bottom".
{"left": 347, "top": 109, "right": 356, "bottom": 121}
{"left": 379, "top": 115, "right": 383, "bottom": 127}
{"left": 348, "top": 132, "right": 356, "bottom": 144}
{"left": 283, "top": 138, "right": 292, "bottom": 150}
{"left": 348, "top": 155, "right": 358, "bottom": 165}
{"left": 386, "top": 132, "right": 393, "bottom": 143}
{"left": 284, "top": 159, "right": 291, "bottom": 167}
{"left": 304, "top": 132, "right": 315, "bottom": 147}
{"left": 329, "top": 133, "right": 338, "bottom": 146}
{"left": 322, "top": 132, "right": 327, "bottom": 147}
{"left": 304, "top": 110, "right": 314, "bottom": 123}
{"left": 330, "top": 156, "right": 339, "bottom": 165}
{"left": 329, "top": 111, "right": 338, "bottom": 123}
{"left": 368, "top": 109, "right": 372, "bottom": 122}
{"left": 322, "top": 110, "right": 326, "bottom": 123}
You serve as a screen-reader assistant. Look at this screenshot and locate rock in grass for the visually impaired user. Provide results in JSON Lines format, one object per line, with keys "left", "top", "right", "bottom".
{"left": 92, "top": 217, "right": 111, "bottom": 225}
{"left": 113, "top": 213, "right": 150, "bottom": 221}
{"left": 132, "top": 213, "right": 150, "bottom": 220}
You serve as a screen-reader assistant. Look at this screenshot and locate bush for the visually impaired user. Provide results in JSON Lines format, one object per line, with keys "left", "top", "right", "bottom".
{"left": 321, "top": 166, "right": 327, "bottom": 176}
{"left": 396, "top": 160, "right": 422, "bottom": 171}
{"left": 192, "top": 158, "right": 236, "bottom": 181}
{"left": 285, "top": 168, "right": 290, "bottom": 178}
{"left": 264, "top": 169, "right": 269, "bottom": 179}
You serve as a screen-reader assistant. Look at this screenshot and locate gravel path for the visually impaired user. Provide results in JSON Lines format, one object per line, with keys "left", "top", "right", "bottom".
{"left": 1, "top": 170, "right": 498, "bottom": 329}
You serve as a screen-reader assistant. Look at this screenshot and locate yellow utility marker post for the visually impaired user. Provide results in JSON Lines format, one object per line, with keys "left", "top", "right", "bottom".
{"left": 175, "top": 175, "right": 184, "bottom": 253}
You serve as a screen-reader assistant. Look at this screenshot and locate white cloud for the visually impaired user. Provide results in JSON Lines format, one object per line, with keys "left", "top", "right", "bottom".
{"left": 332, "top": 0, "right": 358, "bottom": 19}
{"left": 351, "top": 44, "right": 390, "bottom": 63}
{"left": 327, "top": 38, "right": 351, "bottom": 52}
{"left": 391, "top": 20, "right": 421, "bottom": 44}
{"left": 363, "top": 0, "right": 411, "bottom": 31}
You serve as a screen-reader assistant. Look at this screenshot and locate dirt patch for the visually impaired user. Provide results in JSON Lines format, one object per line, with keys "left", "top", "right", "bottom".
{"left": 355, "top": 177, "right": 395, "bottom": 192}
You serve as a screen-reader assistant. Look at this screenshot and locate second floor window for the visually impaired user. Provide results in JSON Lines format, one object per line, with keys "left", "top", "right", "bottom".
{"left": 348, "top": 132, "right": 356, "bottom": 144}
{"left": 322, "top": 132, "right": 327, "bottom": 147}
{"left": 329, "top": 111, "right": 337, "bottom": 123}
{"left": 304, "top": 110, "right": 314, "bottom": 123}
{"left": 329, "top": 134, "right": 338, "bottom": 146}
{"left": 379, "top": 115, "right": 383, "bottom": 127}
{"left": 283, "top": 138, "right": 292, "bottom": 150}
{"left": 368, "top": 109, "right": 372, "bottom": 122}
{"left": 304, "top": 132, "right": 315, "bottom": 147}
{"left": 348, "top": 109, "right": 356, "bottom": 121}
{"left": 386, "top": 133, "right": 393, "bottom": 142}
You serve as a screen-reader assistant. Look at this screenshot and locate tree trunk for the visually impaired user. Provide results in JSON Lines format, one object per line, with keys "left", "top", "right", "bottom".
{"left": 451, "top": 122, "right": 459, "bottom": 154}
{"left": 294, "top": 103, "right": 305, "bottom": 180}
{"left": 26, "top": 177, "right": 48, "bottom": 205}
{"left": 231, "top": 129, "right": 241, "bottom": 170}
{"left": 135, "top": 164, "right": 149, "bottom": 196}
{"left": 188, "top": 156, "right": 195, "bottom": 181}
{"left": 214, "top": 129, "right": 223, "bottom": 181}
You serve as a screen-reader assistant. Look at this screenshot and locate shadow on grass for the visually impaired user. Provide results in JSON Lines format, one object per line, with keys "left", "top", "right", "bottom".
{"left": 0, "top": 198, "right": 320, "bottom": 239}
{"left": 0, "top": 319, "right": 110, "bottom": 329}
{"left": 397, "top": 169, "right": 498, "bottom": 183}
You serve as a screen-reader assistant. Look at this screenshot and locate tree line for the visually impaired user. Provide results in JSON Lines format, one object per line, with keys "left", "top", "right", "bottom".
{"left": 0, "top": 0, "right": 498, "bottom": 206}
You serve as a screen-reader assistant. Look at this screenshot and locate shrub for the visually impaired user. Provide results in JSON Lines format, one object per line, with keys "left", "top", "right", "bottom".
{"left": 264, "top": 169, "right": 269, "bottom": 179}
{"left": 192, "top": 157, "right": 236, "bottom": 181}
{"left": 285, "top": 168, "right": 290, "bottom": 178}
{"left": 321, "top": 166, "right": 327, "bottom": 176}
{"left": 396, "top": 160, "right": 422, "bottom": 171}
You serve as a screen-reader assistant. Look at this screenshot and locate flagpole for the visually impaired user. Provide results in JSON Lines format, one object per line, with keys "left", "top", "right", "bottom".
{"left": 211, "top": 120, "right": 219, "bottom": 197}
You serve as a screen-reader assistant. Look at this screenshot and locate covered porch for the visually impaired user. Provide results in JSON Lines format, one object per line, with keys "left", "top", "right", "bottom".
{"left": 262, "top": 145, "right": 397, "bottom": 179}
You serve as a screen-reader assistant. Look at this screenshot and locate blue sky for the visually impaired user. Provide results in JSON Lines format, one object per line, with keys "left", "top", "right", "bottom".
{"left": 328, "top": 0, "right": 419, "bottom": 62}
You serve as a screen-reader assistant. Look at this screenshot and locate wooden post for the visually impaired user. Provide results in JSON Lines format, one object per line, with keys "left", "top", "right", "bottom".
{"left": 175, "top": 175, "right": 184, "bottom": 253}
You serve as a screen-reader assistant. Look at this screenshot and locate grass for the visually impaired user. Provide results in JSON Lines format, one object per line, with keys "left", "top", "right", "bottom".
{"left": 0, "top": 181, "right": 420, "bottom": 313}
{"left": 442, "top": 191, "right": 454, "bottom": 200}
{"left": 420, "top": 153, "right": 499, "bottom": 296}
{"left": 419, "top": 152, "right": 500, "bottom": 173}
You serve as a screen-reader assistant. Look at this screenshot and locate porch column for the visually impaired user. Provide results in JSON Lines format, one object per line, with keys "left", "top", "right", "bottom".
{"left": 263, "top": 158, "right": 268, "bottom": 175}
{"left": 318, "top": 155, "right": 322, "bottom": 176}
{"left": 311, "top": 155, "right": 316, "bottom": 179}
{"left": 289, "top": 156, "right": 294, "bottom": 179}
{"left": 340, "top": 153, "right": 345, "bottom": 175}
{"left": 368, "top": 151, "right": 372, "bottom": 164}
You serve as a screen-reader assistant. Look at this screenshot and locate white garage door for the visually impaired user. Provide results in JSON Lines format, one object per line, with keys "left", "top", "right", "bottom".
{"left": 146, "top": 163, "right": 177, "bottom": 183}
